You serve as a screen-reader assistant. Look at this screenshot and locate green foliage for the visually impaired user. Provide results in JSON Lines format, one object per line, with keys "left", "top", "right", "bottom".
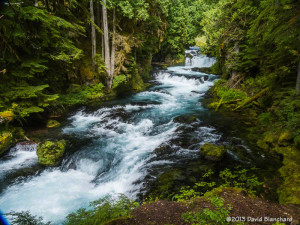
{"left": 112, "top": 75, "right": 127, "bottom": 89}
{"left": 258, "top": 112, "right": 272, "bottom": 125}
{"left": 157, "top": 0, "right": 218, "bottom": 61}
{"left": 60, "top": 83, "right": 105, "bottom": 106}
{"left": 219, "top": 167, "right": 263, "bottom": 195}
{"left": 63, "top": 194, "right": 139, "bottom": 225}
{"left": 213, "top": 80, "right": 248, "bottom": 101}
{"left": 182, "top": 196, "right": 232, "bottom": 225}
{"left": 172, "top": 167, "right": 262, "bottom": 202}
{"left": 6, "top": 211, "right": 52, "bottom": 225}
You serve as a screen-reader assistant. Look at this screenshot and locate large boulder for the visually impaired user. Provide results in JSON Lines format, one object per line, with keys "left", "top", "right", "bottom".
{"left": 37, "top": 140, "right": 66, "bottom": 166}
{"left": 0, "top": 131, "right": 13, "bottom": 156}
{"left": 200, "top": 143, "right": 226, "bottom": 161}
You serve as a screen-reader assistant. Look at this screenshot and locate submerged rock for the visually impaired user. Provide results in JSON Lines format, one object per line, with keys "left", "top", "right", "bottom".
{"left": 200, "top": 143, "right": 226, "bottom": 161}
{"left": 0, "top": 131, "right": 13, "bottom": 156}
{"left": 37, "top": 140, "right": 66, "bottom": 166}
{"left": 46, "top": 119, "right": 61, "bottom": 128}
{"left": 173, "top": 115, "right": 197, "bottom": 124}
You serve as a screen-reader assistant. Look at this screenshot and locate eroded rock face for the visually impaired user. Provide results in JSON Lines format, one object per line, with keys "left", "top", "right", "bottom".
{"left": 0, "top": 131, "right": 13, "bottom": 156}
{"left": 36, "top": 140, "right": 66, "bottom": 166}
{"left": 200, "top": 143, "right": 226, "bottom": 161}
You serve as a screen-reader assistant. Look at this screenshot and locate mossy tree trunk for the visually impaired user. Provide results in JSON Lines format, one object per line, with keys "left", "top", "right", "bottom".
{"left": 109, "top": 7, "right": 116, "bottom": 89}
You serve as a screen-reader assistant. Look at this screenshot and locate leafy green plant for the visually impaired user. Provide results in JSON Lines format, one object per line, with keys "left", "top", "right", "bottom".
{"left": 182, "top": 196, "right": 232, "bottom": 225}
{"left": 6, "top": 211, "right": 52, "bottom": 225}
{"left": 63, "top": 194, "right": 139, "bottom": 225}
{"left": 219, "top": 167, "right": 263, "bottom": 195}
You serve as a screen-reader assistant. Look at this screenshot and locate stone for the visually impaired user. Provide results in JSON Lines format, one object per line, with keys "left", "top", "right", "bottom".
{"left": 46, "top": 119, "right": 61, "bottom": 128}
{"left": 200, "top": 143, "right": 226, "bottom": 161}
{"left": 36, "top": 140, "right": 66, "bottom": 166}
{"left": 173, "top": 115, "right": 197, "bottom": 124}
{"left": 0, "top": 131, "right": 13, "bottom": 156}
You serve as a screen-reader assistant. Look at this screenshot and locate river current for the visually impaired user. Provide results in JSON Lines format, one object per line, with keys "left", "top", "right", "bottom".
{"left": 0, "top": 49, "right": 277, "bottom": 223}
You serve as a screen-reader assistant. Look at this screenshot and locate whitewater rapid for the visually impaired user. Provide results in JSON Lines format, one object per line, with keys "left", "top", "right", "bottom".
{"left": 0, "top": 50, "right": 220, "bottom": 223}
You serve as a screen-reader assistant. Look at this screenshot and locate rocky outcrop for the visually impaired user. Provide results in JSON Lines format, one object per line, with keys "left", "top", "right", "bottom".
{"left": 200, "top": 143, "right": 226, "bottom": 161}
{"left": 0, "top": 131, "right": 13, "bottom": 156}
{"left": 36, "top": 140, "right": 66, "bottom": 166}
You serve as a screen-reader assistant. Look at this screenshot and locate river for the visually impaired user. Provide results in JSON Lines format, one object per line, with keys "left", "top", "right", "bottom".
{"left": 0, "top": 49, "right": 279, "bottom": 223}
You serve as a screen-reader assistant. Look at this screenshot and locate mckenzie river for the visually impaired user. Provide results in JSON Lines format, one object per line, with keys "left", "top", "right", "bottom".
{"left": 0, "top": 49, "right": 280, "bottom": 224}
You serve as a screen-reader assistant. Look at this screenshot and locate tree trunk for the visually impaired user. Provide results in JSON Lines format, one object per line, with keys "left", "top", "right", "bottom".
{"left": 296, "top": 61, "right": 300, "bottom": 95}
{"left": 102, "top": 0, "right": 111, "bottom": 87}
{"left": 109, "top": 7, "right": 116, "bottom": 89}
{"left": 96, "top": 2, "right": 104, "bottom": 58}
{"left": 35, "top": 0, "right": 38, "bottom": 7}
{"left": 90, "top": 0, "right": 96, "bottom": 68}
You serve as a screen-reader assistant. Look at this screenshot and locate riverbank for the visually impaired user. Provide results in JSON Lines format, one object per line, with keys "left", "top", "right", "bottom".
{"left": 204, "top": 76, "right": 300, "bottom": 206}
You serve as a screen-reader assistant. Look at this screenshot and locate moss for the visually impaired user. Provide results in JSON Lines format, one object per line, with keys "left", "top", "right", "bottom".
{"left": 0, "top": 131, "right": 13, "bottom": 156}
{"left": 278, "top": 130, "right": 294, "bottom": 146}
{"left": 204, "top": 186, "right": 252, "bottom": 198}
{"left": 256, "top": 132, "right": 278, "bottom": 150}
{"left": 294, "top": 136, "right": 300, "bottom": 148}
{"left": 200, "top": 143, "right": 226, "bottom": 161}
{"left": 36, "top": 140, "right": 66, "bottom": 166}
{"left": 46, "top": 120, "right": 61, "bottom": 128}
{"left": 0, "top": 110, "right": 14, "bottom": 122}
{"left": 274, "top": 146, "right": 300, "bottom": 205}
{"left": 149, "top": 168, "right": 186, "bottom": 199}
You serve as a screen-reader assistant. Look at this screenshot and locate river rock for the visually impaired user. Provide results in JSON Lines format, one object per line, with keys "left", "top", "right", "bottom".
{"left": 0, "top": 131, "right": 13, "bottom": 156}
{"left": 200, "top": 143, "right": 226, "bottom": 161}
{"left": 46, "top": 119, "right": 61, "bottom": 128}
{"left": 173, "top": 115, "right": 197, "bottom": 124}
{"left": 37, "top": 140, "right": 66, "bottom": 166}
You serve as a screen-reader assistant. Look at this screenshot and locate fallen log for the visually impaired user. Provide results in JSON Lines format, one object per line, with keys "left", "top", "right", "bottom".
{"left": 233, "top": 87, "right": 269, "bottom": 111}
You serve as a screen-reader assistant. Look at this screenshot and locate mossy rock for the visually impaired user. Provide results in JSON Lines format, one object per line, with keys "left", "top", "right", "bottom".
{"left": 0, "top": 131, "right": 13, "bottom": 156}
{"left": 46, "top": 120, "right": 61, "bottom": 128}
{"left": 277, "top": 161, "right": 300, "bottom": 205}
{"left": 200, "top": 143, "right": 226, "bottom": 161}
{"left": 0, "top": 110, "right": 14, "bottom": 122}
{"left": 173, "top": 115, "right": 197, "bottom": 124}
{"left": 148, "top": 168, "right": 186, "bottom": 199}
{"left": 256, "top": 132, "right": 278, "bottom": 150}
{"left": 36, "top": 140, "right": 66, "bottom": 166}
{"left": 278, "top": 131, "right": 293, "bottom": 146}
{"left": 275, "top": 146, "right": 300, "bottom": 205}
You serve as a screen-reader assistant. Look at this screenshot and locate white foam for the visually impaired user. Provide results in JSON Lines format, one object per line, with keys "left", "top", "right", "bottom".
{"left": 0, "top": 143, "right": 38, "bottom": 178}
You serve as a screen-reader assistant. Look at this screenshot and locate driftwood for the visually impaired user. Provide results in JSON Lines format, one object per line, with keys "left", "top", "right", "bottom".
{"left": 233, "top": 87, "right": 269, "bottom": 111}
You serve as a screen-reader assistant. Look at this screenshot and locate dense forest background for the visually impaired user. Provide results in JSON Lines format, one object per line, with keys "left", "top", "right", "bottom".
{"left": 1, "top": 0, "right": 299, "bottom": 125}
